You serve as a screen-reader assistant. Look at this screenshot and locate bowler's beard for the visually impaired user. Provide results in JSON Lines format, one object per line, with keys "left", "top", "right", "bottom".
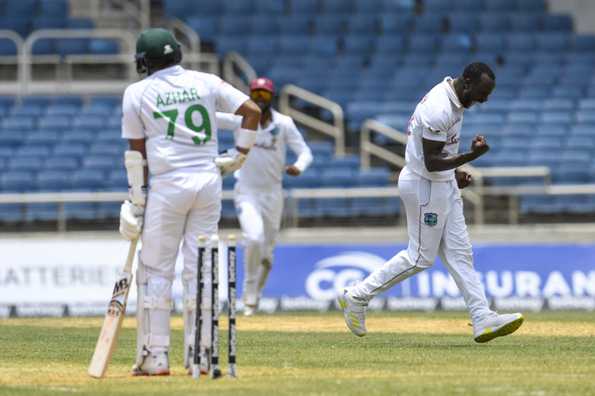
{"left": 257, "top": 101, "right": 271, "bottom": 113}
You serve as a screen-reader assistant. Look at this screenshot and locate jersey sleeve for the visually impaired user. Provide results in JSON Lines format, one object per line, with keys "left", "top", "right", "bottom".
{"left": 215, "top": 78, "right": 250, "bottom": 114}
{"left": 215, "top": 112, "right": 243, "bottom": 131}
{"left": 418, "top": 101, "right": 449, "bottom": 143}
{"left": 284, "top": 117, "right": 313, "bottom": 172}
{"left": 121, "top": 85, "right": 145, "bottom": 140}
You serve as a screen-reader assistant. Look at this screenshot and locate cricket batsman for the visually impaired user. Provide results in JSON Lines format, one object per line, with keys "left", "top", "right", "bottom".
{"left": 118, "top": 28, "right": 261, "bottom": 375}
{"left": 339, "top": 63, "right": 525, "bottom": 343}
{"left": 216, "top": 77, "right": 313, "bottom": 316}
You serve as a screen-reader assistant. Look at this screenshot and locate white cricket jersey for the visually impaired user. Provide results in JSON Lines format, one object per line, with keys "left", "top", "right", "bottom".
{"left": 121, "top": 65, "right": 249, "bottom": 176}
{"left": 216, "top": 109, "right": 313, "bottom": 190}
{"left": 404, "top": 76, "right": 464, "bottom": 182}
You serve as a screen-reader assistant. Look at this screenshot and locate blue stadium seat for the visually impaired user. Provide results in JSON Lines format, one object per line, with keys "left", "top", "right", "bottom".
{"left": 448, "top": 12, "right": 479, "bottom": 33}
{"left": 353, "top": 0, "right": 384, "bottom": 14}
{"left": 357, "top": 168, "right": 391, "bottom": 186}
{"left": 0, "top": 132, "right": 22, "bottom": 148}
{"left": 535, "top": 33, "right": 571, "bottom": 52}
{"left": 0, "top": 18, "right": 31, "bottom": 37}
{"left": 55, "top": 39, "right": 89, "bottom": 56}
{"left": 71, "top": 169, "right": 105, "bottom": 190}
{"left": 83, "top": 156, "right": 118, "bottom": 172}
{"left": 26, "top": 130, "right": 60, "bottom": 146}
{"left": 314, "top": 15, "right": 346, "bottom": 35}
{"left": 289, "top": 0, "right": 319, "bottom": 15}
{"left": 36, "top": 170, "right": 71, "bottom": 191}
{"left": 38, "top": 115, "right": 71, "bottom": 130}
{"left": 61, "top": 130, "right": 95, "bottom": 144}
{"left": 0, "top": 147, "right": 15, "bottom": 160}
{"left": 542, "top": 14, "right": 573, "bottom": 32}
{"left": 32, "top": 17, "right": 66, "bottom": 30}
{"left": 44, "top": 156, "right": 79, "bottom": 171}
{"left": 506, "top": 33, "right": 535, "bottom": 51}
{"left": 324, "top": 0, "right": 354, "bottom": 14}
{"left": 9, "top": 157, "right": 44, "bottom": 172}
{"left": 219, "top": 16, "right": 251, "bottom": 36}
{"left": 223, "top": 1, "right": 253, "bottom": 15}
{"left": 424, "top": 0, "right": 450, "bottom": 12}
{"left": 381, "top": 14, "right": 414, "bottom": 34}
{"left": 72, "top": 115, "right": 105, "bottom": 130}
{"left": 309, "top": 36, "right": 338, "bottom": 56}
{"left": 249, "top": 16, "right": 280, "bottom": 36}
{"left": 10, "top": 104, "right": 44, "bottom": 116}
{"left": 576, "top": 110, "right": 595, "bottom": 124}
{"left": 479, "top": 13, "right": 510, "bottom": 33}
{"left": 89, "top": 39, "right": 119, "bottom": 55}
{"left": 440, "top": 33, "right": 473, "bottom": 53}
{"left": 347, "top": 15, "right": 378, "bottom": 34}
{"left": 53, "top": 143, "right": 87, "bottom": 157}
{"left": 382, "top": 0, "right": 415, "bottom": 12}
{"left": 574, "top": 34, "right": 595, "bottom": 51}
{"left": 4, "top": 0, "right": 37, "bottom": 17}
{"left": 485, "top": 0, "right": 516, "bottom": 11}
{"left": 186, "top": 18, "right": 218, "bottom": 42}
{"left": 540, "top": 111, "right": 573, "bottom": 124}
{"left": 67, "top": 18, "right": 95, "bottom": 29}
{"left": 0, "top": 38, "right": 17, "bottom": 55}
{"left": 254, "top": 0, "right": 284, "bottom": 14}
{"left": 408, "top": 34, "right": 439, "bottom": 52}
{"left": 516, "top": 0, "right": 545, "bottom": 12}
{"left": 476, "top": 33, "right": 506, "bottom": 52}
{"left": 163, "top": 0, "right": 195, "bottom": 19}
{"left": 343, "top": 35, "right": 375, "bottom": 55}
{"left": 1, "top": 171, "right": 35, "bottom": 192}
{"left": 536, "top": 125, "right": 566, "bottom": 137}
{"left": 278, "top": 16, "right": 312, "bottom": 35}
{"left": 415, "top": 14, "right": 446, "bottom": 33}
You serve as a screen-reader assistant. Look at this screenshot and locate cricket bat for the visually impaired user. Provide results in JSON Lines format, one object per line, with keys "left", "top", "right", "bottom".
{"left": 88, "top": 239, "right": 138, "bottom": 378}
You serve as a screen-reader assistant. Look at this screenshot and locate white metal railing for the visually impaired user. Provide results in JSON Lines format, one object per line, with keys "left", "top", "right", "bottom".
{"left": 279, "top": 84, "right": 346, "bottom": 157}
{"left": 223, "top": 51, "right": 257, "bottom": 94}
{"left": 0, "top": 25, "right": 221, "bottom": 95}
{"left": 359, "top": 118, "right": 557, "bottom": 225}
{"left": 2, "top": 184, "right": 594, "bottom": 231}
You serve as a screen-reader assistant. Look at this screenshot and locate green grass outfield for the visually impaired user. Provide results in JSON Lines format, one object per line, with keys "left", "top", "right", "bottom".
{"left": 1, "top": 312, "right": 595, "bottom": 396}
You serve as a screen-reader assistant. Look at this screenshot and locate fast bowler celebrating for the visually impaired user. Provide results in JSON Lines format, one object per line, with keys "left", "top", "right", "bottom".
{"left": 339, "top": 63, "right": 524, "bottom": 343}
{"left": 119, "top": 28, "right": 260, "bottom": 376}
{"left": 217, "top": 77, "right": 313, "bottom": 316}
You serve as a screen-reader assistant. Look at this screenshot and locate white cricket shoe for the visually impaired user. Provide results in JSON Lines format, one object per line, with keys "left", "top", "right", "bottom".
{"left": 131, "top": 349, "right": 170, "bottom": 376}
{"left": 473, "top": 312, "right": 524, "bottom": 343}
{"left": 337, "top": 289, "right": 367, "bottom": 337}
{"left": 244, "top": 305, "right": 256, "bottom": 317}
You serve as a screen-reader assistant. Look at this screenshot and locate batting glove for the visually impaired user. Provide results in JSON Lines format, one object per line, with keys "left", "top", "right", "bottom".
{"left": 119, "top": 200, "right": 144, "bottom": 240}
{"left": 214, "top": 148, "right": 247, "bottom": 176}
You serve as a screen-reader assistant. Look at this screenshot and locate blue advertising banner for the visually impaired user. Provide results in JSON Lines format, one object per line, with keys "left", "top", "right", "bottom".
{"left": 237, "top": 244, "right": 595, "bottom": 302}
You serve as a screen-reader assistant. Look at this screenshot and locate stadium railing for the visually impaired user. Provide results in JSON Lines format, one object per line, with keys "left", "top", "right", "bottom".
{"left": 0, "top": 25, "right": 218, "bottom": 95}
{"left": 279, "top": 84, "right": 346, "bottom": 157}
{"left": 4, "top": 183, "right": 595, "bottom": 231}
{"left": 223, "top": 51, "right": 257, "bottom": 94}
{"left": 359, "top": 118, "right": 561, "bottom": 224}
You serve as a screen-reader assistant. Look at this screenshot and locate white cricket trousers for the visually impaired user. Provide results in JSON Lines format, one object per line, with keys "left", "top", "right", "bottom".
{"left": 234, "top": 183, "right": 283, "bottom": 307}
{"left": 136, "top": 167, "right": 221, "bottom": 358}
{"left": 350, "top": 169, "right": 493, "bottom": 323}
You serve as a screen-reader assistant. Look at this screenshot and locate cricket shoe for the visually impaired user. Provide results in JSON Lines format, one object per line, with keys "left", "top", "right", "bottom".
{"left": 243, "top": 304, "right": 257, "bottom": 317}
{"left": 473, "top": 312, "right": 524, "bottom": 343}
{"left": 131, "top": 348, "right": 170, "bottom": 376}
{"left": 337, "top": 289, "right": 367, "bottom": 337}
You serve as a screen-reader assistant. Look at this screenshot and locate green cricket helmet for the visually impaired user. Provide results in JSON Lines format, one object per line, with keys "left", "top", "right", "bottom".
{"left": 135, "top": 28, "right": 182, "bottom": 75}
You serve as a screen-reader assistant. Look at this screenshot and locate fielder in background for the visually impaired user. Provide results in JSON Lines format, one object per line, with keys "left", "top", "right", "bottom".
{"left": 119, "top": 28, "right": 260, "bottom": 376}
{"left": 217, "top": 77, "right": 313, "bottom": 316}
{"left": 339, "top": 63, "right": 525, "bottom": 343}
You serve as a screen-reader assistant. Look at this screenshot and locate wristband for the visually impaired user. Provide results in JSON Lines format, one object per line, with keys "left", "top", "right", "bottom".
{"left": 236, "top": 128, "right": 257, "bottom": 149}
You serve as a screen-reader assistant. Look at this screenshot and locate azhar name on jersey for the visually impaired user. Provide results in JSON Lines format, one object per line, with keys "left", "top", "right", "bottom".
{"left": 155, "top": 88, "right": 201, "bottom": 108}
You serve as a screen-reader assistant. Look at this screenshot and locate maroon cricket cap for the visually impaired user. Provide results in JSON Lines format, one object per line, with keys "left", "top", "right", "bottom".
{"left": 250, "top": 77, "right": 274, "bottom": 94}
